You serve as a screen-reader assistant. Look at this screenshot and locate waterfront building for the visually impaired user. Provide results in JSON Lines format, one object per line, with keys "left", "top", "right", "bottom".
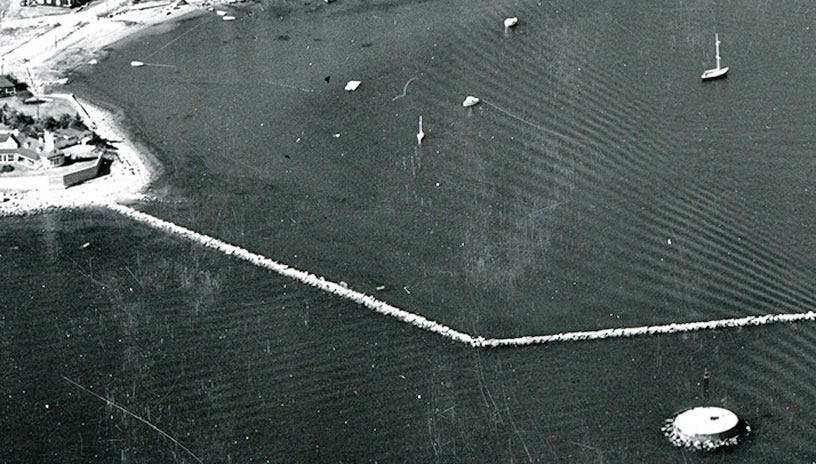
{"left": 0, "top": 129, "right": 65, "bottom": 169}
{"left": 30, "top": 0, "right": 87, "bottom": 7}
{"left": 0, "top": 77, "right": 16, "bottom": 98}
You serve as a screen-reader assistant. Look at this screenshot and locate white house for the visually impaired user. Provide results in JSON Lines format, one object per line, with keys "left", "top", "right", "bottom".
{"left": 0, "top": 129, "right": 65, "bottom": 169}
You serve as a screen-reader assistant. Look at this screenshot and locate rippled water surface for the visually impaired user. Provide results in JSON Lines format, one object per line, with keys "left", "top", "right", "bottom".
{"left": 5, "top": 0, "right": 816, "bottom": 461}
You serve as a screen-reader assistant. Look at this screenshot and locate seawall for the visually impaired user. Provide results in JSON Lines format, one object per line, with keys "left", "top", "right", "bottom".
{"left": 0, "top": 155, "right": 102, "bottom": 191}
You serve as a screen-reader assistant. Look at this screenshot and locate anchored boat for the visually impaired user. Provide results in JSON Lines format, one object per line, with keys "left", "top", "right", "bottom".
{"left": 701, "top": 33, "right": 728, "bottom": 80}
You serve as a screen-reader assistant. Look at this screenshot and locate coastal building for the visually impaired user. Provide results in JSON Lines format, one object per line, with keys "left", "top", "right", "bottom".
{"left": 0, "top": 77, "right": 16, "bottom": 98}
{"left": 0, "top": 127, "right": 101, "bottom": 190}
{"left": 54, "top": 127, "right": 92, "bottom": 149}
{"left": 32, "top": 0, "right": 87, "bottom": 7}
{"left": 0, "top": 129, "right": 65, "bottom": 169}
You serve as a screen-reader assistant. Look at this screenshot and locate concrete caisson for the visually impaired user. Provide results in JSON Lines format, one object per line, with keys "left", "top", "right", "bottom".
{"left": 663, "top": 406, "right": 748, "bottom": 451}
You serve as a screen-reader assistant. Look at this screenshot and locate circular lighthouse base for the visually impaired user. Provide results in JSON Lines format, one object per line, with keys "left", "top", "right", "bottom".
{"left": 662, "top": 407, "right": 748, "bottom": 451}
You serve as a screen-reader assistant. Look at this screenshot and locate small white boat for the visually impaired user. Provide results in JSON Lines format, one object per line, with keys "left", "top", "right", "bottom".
{"left": 462, "top": 96, "right": 480, "bottom": 107}
{"left": 417, "top": 115, "right": 425, "bottom": 144}
{"left": 24, "top": 96, "right": 48, "bottom": 104}
{"left": 215, "top": 9, "right": 226, "bottom": 15}
{"left": 222, "top": 15, "right": 236, "bottom": 21}
{"left": 504, "top": 17, "right": 518, "bottom": 28}
{"left": 130, "top": 60, "right": 145, "bottom": 67}
{"left": 701, "top": 33, "right": 728, "bottom": 80}
{"left": 345, "top": 80, "right": 362, "bottom": 91}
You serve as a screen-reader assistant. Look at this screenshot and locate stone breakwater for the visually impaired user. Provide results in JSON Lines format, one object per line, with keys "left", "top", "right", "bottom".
{"left": 106, "top": 203, "right": 477, "bottom": 345}
{"left": 106, "top": 203, "right": 816, "bottom": 348}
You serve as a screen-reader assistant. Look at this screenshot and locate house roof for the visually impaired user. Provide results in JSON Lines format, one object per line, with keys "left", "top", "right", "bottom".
{"left": 19, "top": 134, "right": 45, "bottom": 152}
{"left": 0, "top": 77, "right": 14, "bottom": 89}
{"left": 0, "top": 131, "right": 24, "bottom": 148}
{"left": 56, "top": 128, "right": 91, "bottom": 140}
{"left": 0, "top": 130, "right": 65, "bottom": 162}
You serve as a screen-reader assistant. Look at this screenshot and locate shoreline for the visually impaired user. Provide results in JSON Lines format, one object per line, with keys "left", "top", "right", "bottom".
{"left": 0, "top": 93, "right": 156, "bottom": 215}
{"left": 0, "top": 0, "right": 212, "bottom": 216}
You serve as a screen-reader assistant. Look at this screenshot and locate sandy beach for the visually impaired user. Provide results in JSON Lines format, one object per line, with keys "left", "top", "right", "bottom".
{"left": 0, "top": 0, "right": 211, "bottom": 215}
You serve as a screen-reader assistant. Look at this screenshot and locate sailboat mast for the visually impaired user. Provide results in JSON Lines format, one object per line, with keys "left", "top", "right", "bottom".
{"left": 714, "top": 33, "right": 721, "bottom": 70}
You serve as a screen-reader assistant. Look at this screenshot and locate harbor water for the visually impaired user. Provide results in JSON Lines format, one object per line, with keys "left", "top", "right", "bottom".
{"left": 4, "top": 0, "right": 816, "bottom": 461}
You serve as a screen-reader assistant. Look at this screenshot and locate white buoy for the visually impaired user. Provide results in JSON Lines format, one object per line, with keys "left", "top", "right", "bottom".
{"left": 130, "top": 61, "right": 145, "bottom": 67}
{"left": 222, "top": 15, "right": 236, "bottom": 21}
{"left": 462, "top": 96, "right": 480, "bottom": 107}
{"left": 345, "top": 80, "right": 361, "bottom": 91}
{"left": 417, "top": 115, "right": 425, "bottom": 144}
{"left": 504, "top": 17, "right": 519, "bottom": 28}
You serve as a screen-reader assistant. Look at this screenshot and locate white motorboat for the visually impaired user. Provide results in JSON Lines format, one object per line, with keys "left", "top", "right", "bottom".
{"left": 462, "top": 96, "right": 480, "bottom": 107}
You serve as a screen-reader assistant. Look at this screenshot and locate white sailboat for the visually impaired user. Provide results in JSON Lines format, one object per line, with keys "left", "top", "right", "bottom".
{"left": 701, "top": 33, "right": 728, "bottom": 80}
{"left": 417, "top": 115, "right": 425, "bottom": 144}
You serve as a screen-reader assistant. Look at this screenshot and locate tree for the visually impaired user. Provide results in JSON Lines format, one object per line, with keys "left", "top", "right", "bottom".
{"left": 70, "top": 113, "right": 88, "bottom": 131}
{"left": 0, "top": 104, "right": 10, "bottom": 125}
{"left": 43, "top": 116, "right": 60, "bottom": 131}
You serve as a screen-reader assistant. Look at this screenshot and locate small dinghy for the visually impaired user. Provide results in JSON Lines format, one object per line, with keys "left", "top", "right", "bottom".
{"left": 345, "top": 80, "right": 362, "bottom": 91}
{"left": 130, "top": 60, "right": 145, "bottom": 67}
{"left": 222, "top": 15, "right": 236, "bottom": 21}
{"left": 504, "top": 17, "right": 518, "bottom": 28}
{"left": 462, "top": 96, "right": 480, "bottom": 107}
{"left": 24, "top": 96, "right": 48, "bottom": 104}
